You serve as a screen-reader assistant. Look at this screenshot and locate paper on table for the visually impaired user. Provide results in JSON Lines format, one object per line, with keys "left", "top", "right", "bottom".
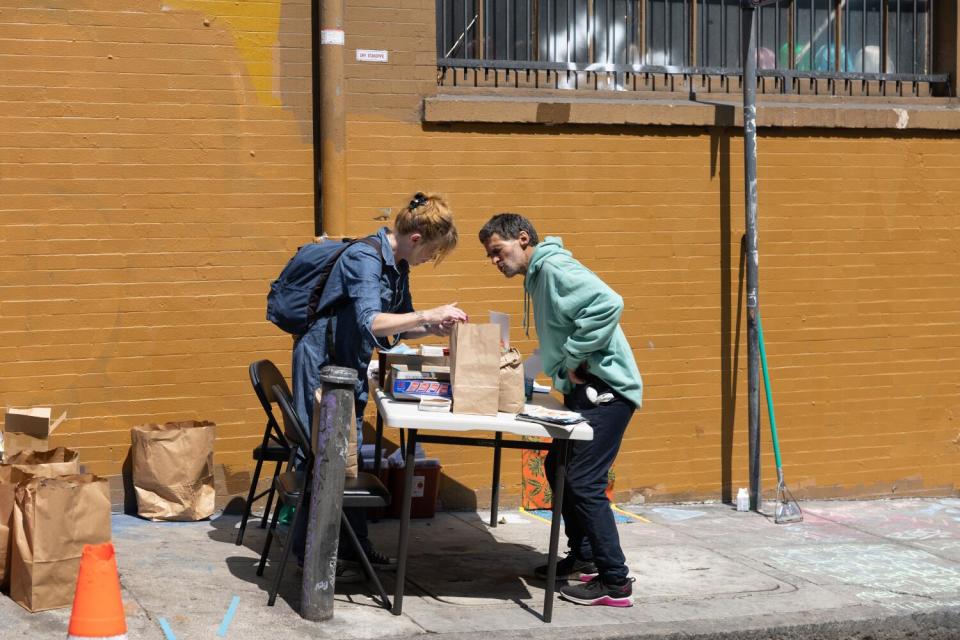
{"left": 489, "top": 311, "right": 510, "bottom": 350}
{"left": 517, "top": 404, "right": 585, "bottom": 426}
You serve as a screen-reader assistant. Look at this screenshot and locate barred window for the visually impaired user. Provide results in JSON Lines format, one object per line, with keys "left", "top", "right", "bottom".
{"left": 436, "top": 0, "right": 941, "bottom": 94}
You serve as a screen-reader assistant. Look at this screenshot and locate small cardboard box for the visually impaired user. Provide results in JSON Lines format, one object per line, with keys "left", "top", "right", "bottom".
{"left": 377, "top": 352, "right": 449, "bottom": 387}
{"left": 2, "top": 408, "right": 66, "bottom": 458}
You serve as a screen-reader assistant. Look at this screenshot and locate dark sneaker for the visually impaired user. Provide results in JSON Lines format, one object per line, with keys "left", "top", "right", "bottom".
{"left": 335, "top": 563, "right": 364, "bottom": 584}
{"left": 341, "top": 548, "right": 397, "bottom": 571}
{"left": 296, "top": 558, "right": 363, "bottom": 583}
{"left": 534, "top": 554, "right": 598, "bottom": 582}
{"left": 559, "top": 576, "right": 634, "bottom": 607}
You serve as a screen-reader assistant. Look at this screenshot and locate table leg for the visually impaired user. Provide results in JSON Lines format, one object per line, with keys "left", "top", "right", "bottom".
{"left": 392, "top": 428, "right": 418, "bottom": 616}
{"left": 373, "top": 413, "right": 384, "bottom": 477}
{"left": 490, "top": 431, "right": 502, "bottom": 528}
{"left": 543, "top": 439, "right": 568, "bottom": 623}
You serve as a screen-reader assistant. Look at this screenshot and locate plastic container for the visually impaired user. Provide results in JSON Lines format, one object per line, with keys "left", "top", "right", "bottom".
{"left": 736, "top": 487, "right": 750, "bottom": 512}
{"left": 385, "top": 458, "right": 441, "bottom": 519}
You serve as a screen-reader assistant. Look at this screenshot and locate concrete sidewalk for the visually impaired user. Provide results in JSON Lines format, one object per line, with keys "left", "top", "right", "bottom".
{"left": 3, "top": 498, "right": 960, "bottom": 639}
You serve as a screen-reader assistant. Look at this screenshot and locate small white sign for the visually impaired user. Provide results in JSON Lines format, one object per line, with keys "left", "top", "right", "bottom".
{"left": 412, "top": 476, "right": 425, "bottom": 498}
{"left": 356, "top": 49, "right": 388, "bottom": 63}
{"left": 320, "top": 29, "right": 344, "bottom": 45}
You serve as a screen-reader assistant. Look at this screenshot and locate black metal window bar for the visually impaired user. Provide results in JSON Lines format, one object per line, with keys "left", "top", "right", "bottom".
{"left": 436, "top": 0, "right": 948, "bottom": 95}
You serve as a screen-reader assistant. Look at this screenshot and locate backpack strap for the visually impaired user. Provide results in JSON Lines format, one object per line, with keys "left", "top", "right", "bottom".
{"left": 305, "top": 235, "right": 385, "bottom": 332}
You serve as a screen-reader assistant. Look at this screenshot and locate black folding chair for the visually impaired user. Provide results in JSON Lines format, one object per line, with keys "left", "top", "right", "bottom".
{"left": 236, "top": 360, "right": 293, "bottom": 546}
{"left": 256, "top": 383, "right": 391, "bottom": 610}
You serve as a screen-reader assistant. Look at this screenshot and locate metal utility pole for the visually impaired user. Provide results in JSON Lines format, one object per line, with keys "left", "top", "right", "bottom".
{"left": 301, "top": 366, "right": 357, "bottom": 621}
{"left": 740, "top": 0, "right": 773, "bottom": 511}
{"left": 315, "top": 0, "right": 347, "bottom": 238}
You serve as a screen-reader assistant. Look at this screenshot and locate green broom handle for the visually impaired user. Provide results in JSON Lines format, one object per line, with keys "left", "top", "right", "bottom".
{"left": 757, "top": 310, "right": 783, "bottom": 470}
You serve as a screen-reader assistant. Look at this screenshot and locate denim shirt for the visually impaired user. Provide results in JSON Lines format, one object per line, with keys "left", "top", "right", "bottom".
{"left": 292, "top": 227, "right": 413, "bottom": 427}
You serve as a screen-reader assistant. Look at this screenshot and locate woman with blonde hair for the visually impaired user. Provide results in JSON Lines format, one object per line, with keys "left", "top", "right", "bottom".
{"left": 292, "top": 192, "right": 467, "bottom": 573}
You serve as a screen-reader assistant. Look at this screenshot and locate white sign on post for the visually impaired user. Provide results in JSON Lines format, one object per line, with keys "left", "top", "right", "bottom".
{"left": 356, "top": 49, "right": 389, "bottom": 63}
{"left": 320, "top": 29, "right": 344, "bottom": 45}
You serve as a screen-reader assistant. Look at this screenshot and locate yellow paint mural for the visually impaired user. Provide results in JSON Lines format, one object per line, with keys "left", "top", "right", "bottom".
{"left": 164, "top": 0, "right": 283, "bottom": 106}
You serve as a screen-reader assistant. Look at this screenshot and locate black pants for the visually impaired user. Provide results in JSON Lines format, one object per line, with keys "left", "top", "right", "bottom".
{"left": 545, "top": 377, "right": 634, "bottom": 582}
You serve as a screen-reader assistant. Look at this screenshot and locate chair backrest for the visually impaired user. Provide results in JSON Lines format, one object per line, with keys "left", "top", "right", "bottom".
{"left": 272, "top": 383, "right": 313, "bottom": 463}
{"left": 248, "top": 360, "right": 291, "bottom": 444}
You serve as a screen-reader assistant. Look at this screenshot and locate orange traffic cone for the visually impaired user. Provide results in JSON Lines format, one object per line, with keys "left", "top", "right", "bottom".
{"left": 67, "top": 542, "right": 128, "bottom": 640}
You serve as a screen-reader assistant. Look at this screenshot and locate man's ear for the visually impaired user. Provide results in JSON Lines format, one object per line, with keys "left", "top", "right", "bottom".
{"left": 518, "top": 230, "right": 530, "bottom": 249}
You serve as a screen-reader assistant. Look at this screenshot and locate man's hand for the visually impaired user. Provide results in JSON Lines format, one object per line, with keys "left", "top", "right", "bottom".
{"left": 567, "top": 363, "right": 588, "bottom": 385}
{"left": 427, "top": 320, "right": 456, "bottom": 337}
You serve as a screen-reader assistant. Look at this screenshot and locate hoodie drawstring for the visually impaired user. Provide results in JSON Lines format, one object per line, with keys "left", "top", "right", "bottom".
{"left": 522, "top": 286, "right": 531, "bottom": 337}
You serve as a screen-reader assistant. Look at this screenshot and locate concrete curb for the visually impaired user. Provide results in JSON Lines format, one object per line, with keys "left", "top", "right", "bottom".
{"left": 416, "top": 608, "right": 960, "bottom": 640}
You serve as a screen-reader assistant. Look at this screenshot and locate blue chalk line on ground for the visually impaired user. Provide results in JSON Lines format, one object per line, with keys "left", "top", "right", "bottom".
{"left": 158, "top": 617, "right": 177, "bottom": 640}
{"left": 217, "top": 595, "right": 241, "bottom": 637}
{"left": 522, "top": 504, "right": 649, "bottom": 525}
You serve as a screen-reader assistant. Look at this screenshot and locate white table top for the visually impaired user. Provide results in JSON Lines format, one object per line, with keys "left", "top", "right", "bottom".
{"left": 372, "top": 388, "right": 594, "bottom": 441}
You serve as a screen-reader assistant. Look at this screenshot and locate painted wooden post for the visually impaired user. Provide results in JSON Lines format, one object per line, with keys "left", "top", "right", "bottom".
{"left": 301, "top": 365, "right": 357, "bottom": 621}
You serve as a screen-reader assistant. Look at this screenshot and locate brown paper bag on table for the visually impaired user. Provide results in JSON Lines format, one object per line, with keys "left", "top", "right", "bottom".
{"left": 449, "top": 323, "right": 501, "bottom": 416}
{"left": 131, "top": 420, "right": 215, "bottom": 521}
{"left": 499, "top": 348, "right": 526, "bottom": 414}
{"left": 9, "top": 474, "right": 111, "bottom": 612}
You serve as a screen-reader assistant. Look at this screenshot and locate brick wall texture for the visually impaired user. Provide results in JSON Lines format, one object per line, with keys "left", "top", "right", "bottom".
{"left": 1, "top": 0, "right": 958, "bottom": 509}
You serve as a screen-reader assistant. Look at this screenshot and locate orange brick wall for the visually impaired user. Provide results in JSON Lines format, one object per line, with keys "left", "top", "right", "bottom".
{"left": 0, "top": 1, "right": 313, "bottom": 493}
{"left": 1, "top": 1, "right": 958, "bottom": 510}
{"left": 348, "top": 121, "right": 960, "bottom": 506}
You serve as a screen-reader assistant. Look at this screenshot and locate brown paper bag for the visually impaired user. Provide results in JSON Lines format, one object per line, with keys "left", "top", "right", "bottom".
{"left": 449, "top": 323, "right": 501, "bottom": 416}
{"left": 4, "top": 447, "right": 80, "bottom": 479}
{"left": 131, "top": 420, "right": 215, "bottom": 521}
{"left": 10, "top": 474, "right": 111, "bottom": 611}
{"left": 499, "top": 348, "right": 526, "bottom": 413}
{"left": 0, "top": 447, "right": 80, "bottom": 588}
{"left": 0, "top": 467, "right": 21, "bottom": 590}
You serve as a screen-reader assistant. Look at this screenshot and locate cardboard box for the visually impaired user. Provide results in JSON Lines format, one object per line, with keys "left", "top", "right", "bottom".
{"left": 2, "top": 408, "right": 66, "bottom": 459}
{"left": 377, "top": 352, "right": 449, "bottom": 387}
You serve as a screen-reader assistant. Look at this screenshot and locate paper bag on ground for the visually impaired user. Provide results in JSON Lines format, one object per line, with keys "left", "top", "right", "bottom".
{"left": 131, "top": 420, "right": 215, "bottom": 521}
{"left": 2, "top": 408, "right": 67, "bottom": 458}
{"left": 10, "top": 474, "right": 111, "bottom": 612}
{"left": 449, "top": 323, "right": 501, "bottom": 416}
{"left": 312, "top": 389, "right": 358, "bottom": 478}
{"left": 499, "top": 348, "right": 525, "bottom": 413}
{"left": 0, "top": 467, "right": 21, "bottom": 590}
{"left": 4, "top": 447, "right": 80, "bottom": 479}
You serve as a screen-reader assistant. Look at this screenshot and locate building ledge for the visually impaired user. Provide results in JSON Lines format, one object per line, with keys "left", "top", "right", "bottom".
{"left": 423, "top": 92, "right": 960, "bottom": 130}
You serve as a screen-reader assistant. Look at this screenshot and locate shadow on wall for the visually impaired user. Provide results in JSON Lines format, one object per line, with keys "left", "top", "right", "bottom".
{"left": 710, "top": 111, "right": 745, "bottom": 507}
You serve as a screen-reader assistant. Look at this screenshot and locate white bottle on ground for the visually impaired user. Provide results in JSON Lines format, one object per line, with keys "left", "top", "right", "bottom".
{"left": 736, "top": 487, "right": 750, "bottom": 512}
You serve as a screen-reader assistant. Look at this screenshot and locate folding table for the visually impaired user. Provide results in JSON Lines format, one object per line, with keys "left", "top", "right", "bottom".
{"left": 370, "top": 387, "right": 593, "bottom": 622}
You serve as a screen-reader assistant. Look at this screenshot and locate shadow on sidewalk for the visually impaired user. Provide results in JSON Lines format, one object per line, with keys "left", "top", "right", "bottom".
{"left": 204, "top": 485, "right": 540, "bottom": 612}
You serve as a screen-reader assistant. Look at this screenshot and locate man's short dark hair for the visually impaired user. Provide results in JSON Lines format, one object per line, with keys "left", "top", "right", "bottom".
{"left": 478, "top": 213, "right": 540, "bottom": 245}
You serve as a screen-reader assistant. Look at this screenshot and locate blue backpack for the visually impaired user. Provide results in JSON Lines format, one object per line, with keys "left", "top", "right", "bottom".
{"left": 266, "top": 237, "right": 382, "bottom": 336}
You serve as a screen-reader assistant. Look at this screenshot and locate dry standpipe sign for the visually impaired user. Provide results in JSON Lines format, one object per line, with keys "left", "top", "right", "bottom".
{"left": 356, "top": 49, "right": 388, "bottom": 63}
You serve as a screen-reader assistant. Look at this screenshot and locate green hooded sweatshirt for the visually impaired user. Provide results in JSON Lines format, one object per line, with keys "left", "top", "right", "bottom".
{"left": 523, "top": 236, "right": 643, "bottom": 408}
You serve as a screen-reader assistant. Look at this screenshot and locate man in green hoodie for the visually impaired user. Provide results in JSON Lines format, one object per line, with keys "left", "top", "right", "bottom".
{"left": 479, "top": 213, "right": 642, "bottom": 608}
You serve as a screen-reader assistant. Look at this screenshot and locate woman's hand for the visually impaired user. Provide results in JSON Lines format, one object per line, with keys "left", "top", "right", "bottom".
{"left": 423, "top": 303, "right": 468, "bottom": 327}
